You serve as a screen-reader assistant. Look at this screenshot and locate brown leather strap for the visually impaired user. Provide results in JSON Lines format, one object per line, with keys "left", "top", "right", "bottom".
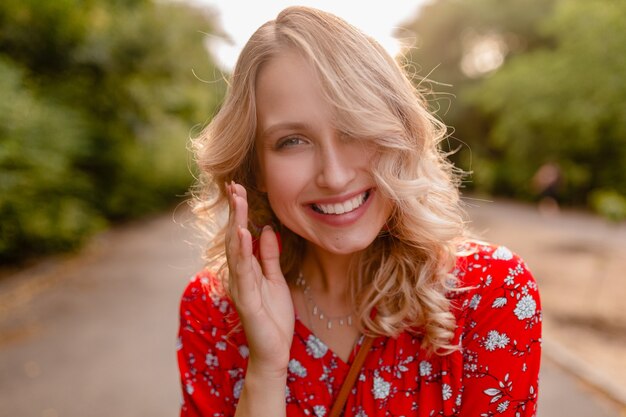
{"left": 328, "top": 335, "right": 375, "bottom": 417}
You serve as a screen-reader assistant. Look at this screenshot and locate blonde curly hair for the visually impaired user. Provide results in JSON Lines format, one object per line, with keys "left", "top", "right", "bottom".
{"left": 191, "top": 6, "right": 468, "bottom": 354}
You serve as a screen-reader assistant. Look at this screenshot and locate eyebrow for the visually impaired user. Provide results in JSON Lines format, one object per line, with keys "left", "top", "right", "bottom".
{"left": 259, "top": 122, "right": 311, "bottom": 139}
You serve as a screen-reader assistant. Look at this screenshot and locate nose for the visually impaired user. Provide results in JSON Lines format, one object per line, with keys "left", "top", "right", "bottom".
{"left": 315, "top": 136, "right": 357, "bottom": 190}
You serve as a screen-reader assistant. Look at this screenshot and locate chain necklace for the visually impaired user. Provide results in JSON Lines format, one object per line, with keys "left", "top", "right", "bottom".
{"left": 296, "top": 271, "right": 353, "bottom": 330}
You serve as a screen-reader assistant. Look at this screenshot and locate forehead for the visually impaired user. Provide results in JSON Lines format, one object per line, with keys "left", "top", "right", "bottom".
{"left": 255, "top": 49, "right": 331, "bottom": 135}
{"left": 256, "top": 48, "right": 317, "bottom": 91}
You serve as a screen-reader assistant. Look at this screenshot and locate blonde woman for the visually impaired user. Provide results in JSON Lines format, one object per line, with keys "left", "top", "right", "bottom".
{"left": 178, "top": 6, "right": 541, "bottom": 417}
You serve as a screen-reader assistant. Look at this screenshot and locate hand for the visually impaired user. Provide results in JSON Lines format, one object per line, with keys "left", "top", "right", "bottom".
{"left": 225, "top": 182, "right": 295, "bottom": 377}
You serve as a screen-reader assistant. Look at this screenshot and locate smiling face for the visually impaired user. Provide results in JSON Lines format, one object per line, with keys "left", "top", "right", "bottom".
{"left": 255, "top": 49, "right": 393, "bottom": 257}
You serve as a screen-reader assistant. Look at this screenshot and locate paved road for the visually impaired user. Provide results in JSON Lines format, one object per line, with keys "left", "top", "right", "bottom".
{"left": 467, "top": 198, "right": 626, "bottom": 409}
{"left": 0, "top": 209, "right": 202, "bottom": 417}
{"left": 0, "top": 202, "right": 623, "bottom": 416}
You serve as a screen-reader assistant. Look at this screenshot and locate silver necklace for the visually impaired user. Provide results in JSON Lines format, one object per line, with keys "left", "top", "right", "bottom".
{"left": 296, "top": 272, "right": 353, "bottom": 330}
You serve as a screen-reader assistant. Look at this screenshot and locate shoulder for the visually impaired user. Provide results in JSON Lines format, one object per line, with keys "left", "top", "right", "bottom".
{"left": 453, "top": 239, "right": 537, "bottom": 292}
{"left": 450, "top": 240, "right": 541, "bottom": 326}
{"left": 177, "top": 272, "right": 248, "bottom": 413}
{"left": 181, "top": 269, "right": 228, "bottom": 305}
{"left": 179, "top": 270, "right": 240, "bottom": 334}
{"left": 449, "top": 242, "right": 542, "bottom": 414}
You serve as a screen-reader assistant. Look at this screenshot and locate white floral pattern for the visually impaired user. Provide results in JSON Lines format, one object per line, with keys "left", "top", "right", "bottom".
{"left": 497, "top": 400, "right": 510, "bottom": 413}
{"left": 288, "top": 359, "right": 307, "bottom": 378}
{"left": 483, "top": 330, "right": 510, "bottom": 351}
{"left": 419, "top": 360, "right": 433, "bottom": 376}
{"left": 233, "top": 379, "right": 243, "bottom": 399}
{"left": 514, "top": 294, "right": 537, "bottom": 320}
{"left": 313, "top": 405, "right": 327, "bottom": 417}
{"left": 178, "top": 241, "right": 542, "bottom": 417}
{"left": 372, "top": 375, "right": 391, "bottom": 399}
{"left": 205, "top": 353, "right": 218, "bottom": 367}
{"left": 306, "top": 335, "right": 328, "bottom": 359}
{"left": 492, "top": 246, "right": 513, "bottom": 260}
{"left": 492, "top": 297, "right": 508, "bottom": 308}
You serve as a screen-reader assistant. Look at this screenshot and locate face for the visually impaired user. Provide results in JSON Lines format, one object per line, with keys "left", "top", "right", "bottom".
{"left": 254, "top": 49, "right": 393, "bottom": 256}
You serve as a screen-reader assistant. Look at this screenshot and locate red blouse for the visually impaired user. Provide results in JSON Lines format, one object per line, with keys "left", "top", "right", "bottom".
{"left": 177, "top": 241, "right": 542, "bottom": 416}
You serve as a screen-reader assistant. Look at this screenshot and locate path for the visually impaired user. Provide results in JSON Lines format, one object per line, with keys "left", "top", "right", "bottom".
{"left": 0, "top": 200, "right": 624, "bottom": 416}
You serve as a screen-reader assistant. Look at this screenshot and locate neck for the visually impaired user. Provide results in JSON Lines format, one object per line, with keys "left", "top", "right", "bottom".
{"left": 301, "top": 245, "right": 360, "bottom": 299}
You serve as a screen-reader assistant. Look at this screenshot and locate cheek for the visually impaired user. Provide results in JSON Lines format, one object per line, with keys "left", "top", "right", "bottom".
{"left": 264, "top": 168, "right": 305, "bottom": 203}
{"left": 260, "top": 153, "right": 312, "bottom": 194}
{"left": 263, "top": 165, "right": 313, "bottom": 229}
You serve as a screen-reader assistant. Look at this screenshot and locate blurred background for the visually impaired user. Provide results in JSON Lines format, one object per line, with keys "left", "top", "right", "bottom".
{"left": 0, "top": 0, "right": 624, "bottom": 416}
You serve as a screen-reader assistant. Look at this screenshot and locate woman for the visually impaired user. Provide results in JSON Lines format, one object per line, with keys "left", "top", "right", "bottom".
{"left": 178, "top": 6, "right": 541, "bottom": 417}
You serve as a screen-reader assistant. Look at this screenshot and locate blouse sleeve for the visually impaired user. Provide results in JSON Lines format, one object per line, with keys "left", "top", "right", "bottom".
{"left": 177, "top": 273, "right": 247, "bottom": 417}
{"left": 459, "top": 245, "right": 542, "bottom": 416}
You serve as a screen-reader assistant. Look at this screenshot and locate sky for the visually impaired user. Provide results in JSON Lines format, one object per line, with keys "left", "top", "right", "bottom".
{"left": 191, "top": 0, "right": 428, "bottom": 70}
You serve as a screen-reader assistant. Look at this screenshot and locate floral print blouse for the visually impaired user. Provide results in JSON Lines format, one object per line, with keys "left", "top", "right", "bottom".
{"left": 177, "top": 241, "right": 542, "bottom": 416}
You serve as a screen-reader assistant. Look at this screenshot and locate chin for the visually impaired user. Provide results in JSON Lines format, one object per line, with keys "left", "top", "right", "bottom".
{"left": 317, "top": 234, "right": 380, "bottom": 255}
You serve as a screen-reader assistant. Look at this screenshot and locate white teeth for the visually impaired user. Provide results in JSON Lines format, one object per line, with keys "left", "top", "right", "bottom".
{"left": 314, "top": 192, "right": 367, "bottom": 215}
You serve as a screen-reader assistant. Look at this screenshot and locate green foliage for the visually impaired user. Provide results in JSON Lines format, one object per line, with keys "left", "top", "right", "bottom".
{"left": 401, "top": 0, "right": 626, "bottom": 219}
{"left": 0, "top": 58, "right": 104, "bottom": 260}
{"left": 589, "top": 190, "right": 626, "bottom": 223}
{"left": 0, "top": 0, "right": 225, "bottom": 263}
{"left": 401, "top": 0, "right": 555, "bottom": 130}
{"left": 466, "top": 0, "right": 626, "bottom": 206}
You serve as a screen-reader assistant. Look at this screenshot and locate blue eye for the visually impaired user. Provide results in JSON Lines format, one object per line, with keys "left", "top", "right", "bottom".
{"left": 275, "top": 136, "right": 306, "bottom": 149}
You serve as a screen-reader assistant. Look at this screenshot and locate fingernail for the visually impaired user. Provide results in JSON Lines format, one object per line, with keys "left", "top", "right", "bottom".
{"left": 262, "top": 225, "right": 273, "bottom": 232}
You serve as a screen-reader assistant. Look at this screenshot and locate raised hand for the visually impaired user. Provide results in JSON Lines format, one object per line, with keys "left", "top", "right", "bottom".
{"left": 225, "top": 182, "right": 295, "bottom": 377}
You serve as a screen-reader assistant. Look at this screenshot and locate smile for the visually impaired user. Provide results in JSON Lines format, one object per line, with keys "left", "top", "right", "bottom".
{"left": 311, "top": 190, "right": 371, "bottom": 215}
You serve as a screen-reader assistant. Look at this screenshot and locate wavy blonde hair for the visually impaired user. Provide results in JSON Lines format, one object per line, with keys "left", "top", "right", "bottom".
{"left": 192, "top": 6, "right": 467, "bottom": 354}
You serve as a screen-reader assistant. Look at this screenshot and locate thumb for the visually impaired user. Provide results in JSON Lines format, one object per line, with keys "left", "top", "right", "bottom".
{"left": 259, "top": 225, "right": 284, "bottom": 283}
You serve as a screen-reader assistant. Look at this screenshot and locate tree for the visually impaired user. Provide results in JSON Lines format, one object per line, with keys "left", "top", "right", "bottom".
{"left": 400, "top": 0, "right": 556, "bottom": 192}
{"left": 0, "top": 58, "right": 102, "bottom": 259}
{"left": 466, "top": 0, "right": 626, "bottom": 208}
{"left": 401, "top": 0, "right": 626, "bottom": 216}
{"left": 0, "top": 0, "right": 226, "bottom": 263}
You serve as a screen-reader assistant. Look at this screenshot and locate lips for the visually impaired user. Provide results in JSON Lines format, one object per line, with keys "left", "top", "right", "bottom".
{"left": 311, "top": 190, "right": 371, "bottom": 215}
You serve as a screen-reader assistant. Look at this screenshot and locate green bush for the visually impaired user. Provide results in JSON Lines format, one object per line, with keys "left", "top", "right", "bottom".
{"left": 401, "top": 0, "right": 626, "bottom": 219}
{"left": 465, "top": 0, "right": 626, "bottom": 207}
{"left": 0, "top": 0, "right": 225, "bottom": 263}
{"left": 589, "top": 190, "right": 626, "bottom": 223}
{"left": 0, "top": 59, "right": 105, "bottom": 261}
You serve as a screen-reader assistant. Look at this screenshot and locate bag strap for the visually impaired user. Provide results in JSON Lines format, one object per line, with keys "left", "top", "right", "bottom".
{"left": 328, "top": 335, "right": 375, "bottom": 417}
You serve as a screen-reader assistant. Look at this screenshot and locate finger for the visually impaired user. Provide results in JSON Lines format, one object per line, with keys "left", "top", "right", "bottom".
{"left": 226, "top": 182, "right": 233, "bottom": 219}
{"left": 235, "top": 226, "right": 260, "bottom": 307}
{"left": 231, "top": 181, "right": 248, "bottom": 201}
{"left": 226, "top": 184, "right": 252, "bottom": 299}
{"left": 232, "top": 191, "right": 249, "bottom": 231}
{"left": 226, "top": 183, "right": 245, "bottom": 250}
{"left": 225, "top": 183, "right": 233, "bottom": 244}
{"left": 259, "top": 225, "right": 284, "bottom": 284}
{"left": 225, "top": 193, "right": 240, "bottom": 258}
{"left": 231, "top": 182, "right": 249, "bottom": 228}
{"left": 225, "top": 187, "right": 242, "bottom": 277}
{"left": 225, "top": 186, "right": 237, "bottom": 252}
{"left": 225, "top": 226, "right": 241, "bottom": 297}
